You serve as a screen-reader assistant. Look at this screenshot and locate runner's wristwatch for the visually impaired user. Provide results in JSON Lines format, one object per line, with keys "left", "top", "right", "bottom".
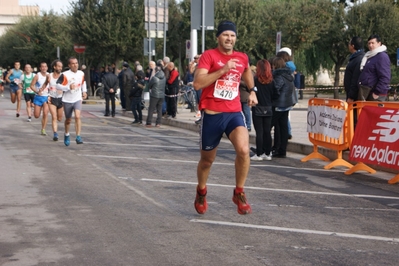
{"left": 247, "top": 86, "right": 257, "bottom": 93}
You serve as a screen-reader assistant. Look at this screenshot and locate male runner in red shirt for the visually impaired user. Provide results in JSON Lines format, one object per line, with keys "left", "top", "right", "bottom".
{"left": 193, "top": 20, "right": 258, "bottom": 215}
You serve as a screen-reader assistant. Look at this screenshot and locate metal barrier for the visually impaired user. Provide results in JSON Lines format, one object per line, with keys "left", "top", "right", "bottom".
{"left": 301, "top": 98, "right": 353, "bottom": 170}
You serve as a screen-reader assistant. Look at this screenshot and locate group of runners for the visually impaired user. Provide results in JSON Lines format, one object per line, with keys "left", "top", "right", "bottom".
{"left": 2, "top": 57, "right": 87, "bottom": 146}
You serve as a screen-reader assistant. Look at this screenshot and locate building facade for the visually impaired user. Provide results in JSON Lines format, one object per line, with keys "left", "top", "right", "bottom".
{"left": 0, "top": 0, "right": 39, "bottom": 36}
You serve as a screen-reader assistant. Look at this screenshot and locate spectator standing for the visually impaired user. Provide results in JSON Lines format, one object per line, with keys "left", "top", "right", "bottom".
{"left": 189, "top": 55, "right": 202, "bottom": 119}
{"left": 344, "top": 36, "right": 365, "bottom": 102}
{"left": 271, "top": 57, "right": 296, "bottom": 158}
{"left": 90, "top": 66, "right": 100, "bottom": 97}
{"left": 102, "top": 66, "right": 119, "bottom": 117}
{"left": 122, "top": 62, "right": 135, "bottom": 111}
{"left": 358, "top": 34, "right": 391, "bottom": 101}
{"left": 166, "top": 62, "right": 179, "bottom": 118}
{"left": 129, "top": 70, "right": 146, "bottom": 124}
{"left": 251, "top": 59, "right": 278, "bottom": 161}
{"left": 146, "top": 65, "right": 166, "bottom": 127}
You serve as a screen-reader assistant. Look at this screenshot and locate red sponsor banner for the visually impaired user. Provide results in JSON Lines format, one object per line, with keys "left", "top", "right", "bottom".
{"left": 350, "top": 106, "right": 399, "bottom": 170}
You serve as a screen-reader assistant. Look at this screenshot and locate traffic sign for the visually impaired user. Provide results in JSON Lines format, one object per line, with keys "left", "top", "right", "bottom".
{"left": 74, "top": 44, "right": 86, "bottom": 54}
{"left": 186, "top": 40, "right": 191, "bottom": 59}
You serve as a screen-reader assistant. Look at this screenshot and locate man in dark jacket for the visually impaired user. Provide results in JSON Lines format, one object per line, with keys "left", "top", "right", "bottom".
{"left": 122, "top": 62, "right": 135, "bottom": 111}
{"left": 358, "top": 34, "right": 391, "bottom": 101}
{"left": 146, "top": 66, "right": 166, "bottom": 127}
{"left": 166, "top": 62, "right": 179, "bottom": 118}
{"left": 129, "top": 70, "right": 145, "bottom": 124}
{"left": 102, "top": 66, "right": 119, "bottom": 117}
{"left": 344, "top": 36, "right": 365, "bottom": 102}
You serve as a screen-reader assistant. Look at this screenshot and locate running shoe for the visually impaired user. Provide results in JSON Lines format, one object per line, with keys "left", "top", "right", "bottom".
{"left": 64, "top": 135, "right": 70, "bottom": 146}
{"left": 41, "top": 129, "right": 47, "bottom": 136}
{"left": 16, "top": 113, "right": 20, "bottom": 117}
{"left": 232, "top": 190, "right": 252, "bottom": 215}
{"left": 250, "top": 154, "right": 263, "bottom": 161}
{"left": 194, "top": 189, "right": 208, "bottom": 214}
{"left": 76, "top": 135, "right": 83, "bottom": 144}
{"left": 53, "top": 132, "right": 58, "bottom": 141}
{"left": 27, "top": 117, "right": 31, "bottom": 122}
{"left": 1, "top": 93, "right": 3, "bottom": 97}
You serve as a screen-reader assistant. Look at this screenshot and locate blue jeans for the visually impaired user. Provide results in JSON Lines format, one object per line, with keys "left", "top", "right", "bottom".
{"left": 241, "top": 102, "right": 251, "bottom": 130}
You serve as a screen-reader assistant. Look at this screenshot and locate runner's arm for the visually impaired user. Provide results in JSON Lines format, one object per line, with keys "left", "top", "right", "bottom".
{"left": 5, "top": 70, "right": 13, "bottom": 83}
{"left": 242, "top": 65, "right": 258, "bottom": 106}
{"left": 30, "top": 74, "right": 40, "bottom": 93}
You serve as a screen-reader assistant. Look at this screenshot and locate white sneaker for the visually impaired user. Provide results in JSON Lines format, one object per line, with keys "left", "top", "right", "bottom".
{"left": 250, "top": 154, "right": 263, "bottom": 161}
{"left": 261, "top": 153, "right": 272, "bottom": 161}
{"left": 27, "top": 118, "right": 31, "bottom": 122}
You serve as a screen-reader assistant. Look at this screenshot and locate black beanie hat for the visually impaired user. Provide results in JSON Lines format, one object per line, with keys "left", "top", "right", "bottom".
{"left": 216, "top": 20, "right": 237, "bottom": 37}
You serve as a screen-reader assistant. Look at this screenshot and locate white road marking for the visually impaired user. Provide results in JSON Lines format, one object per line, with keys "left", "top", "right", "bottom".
{"left": 190, "top": 219, "right": 399, "bottom": 243}
{"left": 78, "top": 154, "right": 343, "bottom": 172}
{"left": 91, "top": 164, "right": 165, "bottom": 209}
{"left": 82, "top": 142, "right": 199, "bottom": 149}
{"left": 140, "top": 178, "right": 399, "bottom": 200}
{"left": 86, "top": 133, "right": 199, "bottom": 139}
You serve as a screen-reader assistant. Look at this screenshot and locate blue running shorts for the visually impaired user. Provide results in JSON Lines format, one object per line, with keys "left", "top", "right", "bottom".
{"left": 200, "top": 111, "right": 246, "bottom": 151}
{"left": 10, "top": 85, "right": 20, "bottom": 93}
{"left": 33, "top": 95, "right": 48, "bottom": 107}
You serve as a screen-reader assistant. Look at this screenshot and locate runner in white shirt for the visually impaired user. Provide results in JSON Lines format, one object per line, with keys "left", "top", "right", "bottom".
{"left": 30, "top": 62, "right": 50, "bottom": 136}
{"left": 56, "top": 57, "right": 87, "bottom": 146}
{"left": 47, "top": 60, "right": 64, "bottom": 141}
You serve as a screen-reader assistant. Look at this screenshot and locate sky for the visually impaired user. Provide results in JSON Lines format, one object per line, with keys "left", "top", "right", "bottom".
{"left": 19, "top": 0, "right": 78, "bottom": 14}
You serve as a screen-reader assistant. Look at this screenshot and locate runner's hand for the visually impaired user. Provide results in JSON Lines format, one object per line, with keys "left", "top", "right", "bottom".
{"left": 247, "top": 91, "right": 258, "bottom": 107}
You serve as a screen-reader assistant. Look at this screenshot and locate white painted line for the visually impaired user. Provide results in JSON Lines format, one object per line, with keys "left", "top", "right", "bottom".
{"left": 190, "top": 219, "right": 399, "bottom": 243}
{"left": 325, "top": 206, "right": 399, "bottom": 212}
{"left": 140, "top": 178, "right": 399, "bottom": 200}
{"left": 86, "top": 133, "right": 199, "bottom": 139}
{"left": 82, "top": 142, "right": 199, "bottom": 149}
{"left": 91, "top": 164, "right": 165, "bottom": 209}
{"left": 78, "top": 154, "right": 343, "bottom": 172}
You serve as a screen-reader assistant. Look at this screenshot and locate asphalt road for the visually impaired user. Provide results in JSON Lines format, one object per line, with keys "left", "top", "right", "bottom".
{"left": 1, "top": 99, "right": 399, "bottom": 266}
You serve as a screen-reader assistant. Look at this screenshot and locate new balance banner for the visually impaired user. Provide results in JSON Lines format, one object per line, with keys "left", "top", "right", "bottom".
{"left": 350, "top": 106, "right": 399, "bottom": 170}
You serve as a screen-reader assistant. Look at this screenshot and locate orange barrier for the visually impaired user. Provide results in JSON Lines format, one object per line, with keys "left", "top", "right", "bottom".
{"left": 301, "top": 98, "right": 353, "bottom": 170}
{"left": 346, "top": 101, "right": 399, "bottom": 184}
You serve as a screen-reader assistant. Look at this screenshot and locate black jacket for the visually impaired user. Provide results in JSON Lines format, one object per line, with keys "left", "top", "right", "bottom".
{"left": 272, "top": 67, "right": 295, "bottom": 108}
{"left": 344, "top": 50, "right": 365, "bottom": 100}
{"left": 123, "top": 68, "right": 135, "bottom": 91}
{"left": 102, "top": 72, "right": 118, "bottom": 94}
{"left": 129, "top": 79, "right": 145, "bottom": 99}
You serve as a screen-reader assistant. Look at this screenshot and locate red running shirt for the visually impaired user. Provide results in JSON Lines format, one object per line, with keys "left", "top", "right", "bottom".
{"left": 197, "top": 48, "right": 249, "bottom": 112}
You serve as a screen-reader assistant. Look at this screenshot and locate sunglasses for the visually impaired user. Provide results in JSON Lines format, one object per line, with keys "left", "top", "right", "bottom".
{"left": 194, "top": 57, "right": 199, "bottom": 59}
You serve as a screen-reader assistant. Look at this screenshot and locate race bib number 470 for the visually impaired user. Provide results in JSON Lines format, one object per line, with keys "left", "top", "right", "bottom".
{"left": 213, "top": 79, "right": 239, "bottom": 100}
